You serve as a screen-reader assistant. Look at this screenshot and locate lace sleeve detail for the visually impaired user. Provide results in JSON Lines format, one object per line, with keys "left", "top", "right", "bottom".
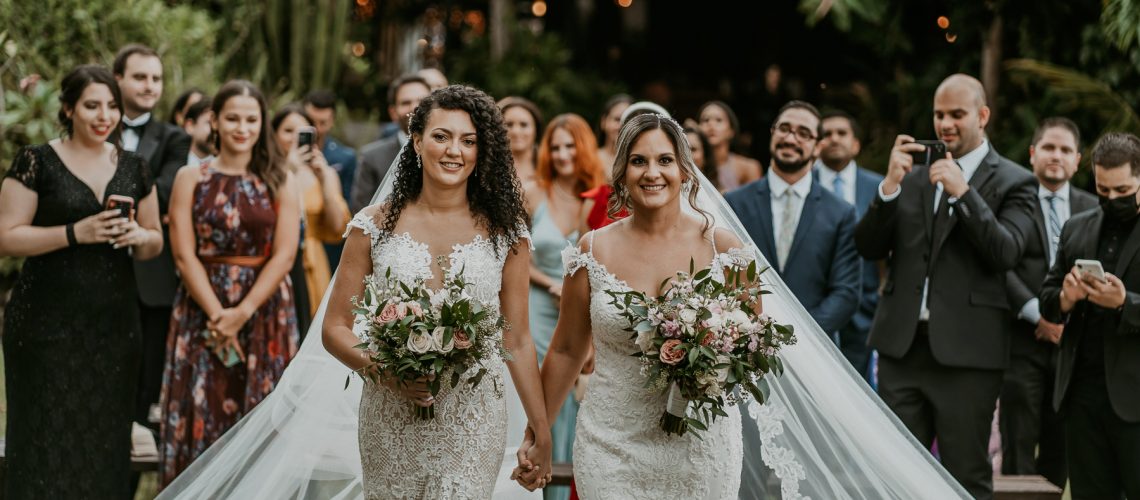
{"left": 513, "top": 222, "right": 534, "bottom": 251}
{"left": 561, "top": 244, "right": 590, "bottom": 278}
{"left": 5, "top": 146, "right": 39, "bottom": 191}
{"left": 345, "top": 211, "right": 382, "bottom": 244}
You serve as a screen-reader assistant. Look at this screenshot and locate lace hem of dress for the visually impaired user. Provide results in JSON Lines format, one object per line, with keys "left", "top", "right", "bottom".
{"left": 747, "top": 398, "right": 810, "bottom": 500}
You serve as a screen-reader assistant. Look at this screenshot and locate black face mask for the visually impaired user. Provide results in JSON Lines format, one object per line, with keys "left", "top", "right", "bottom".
{"left": 1099, "top": 190, "right": 1140, "bottom": 221}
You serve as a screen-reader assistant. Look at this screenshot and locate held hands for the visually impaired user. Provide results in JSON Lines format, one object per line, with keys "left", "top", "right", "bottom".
{"left": 929, "top": 152, "right": 968, "bottom": 198}
{"left": 512, "top": 425, "right": 553, "bottom": 491}
{"left": 1034, "top": 319, "right": 1064, "bottom": 345}
{"left": 883, "top": 135, "right": 924, "bottom": 196}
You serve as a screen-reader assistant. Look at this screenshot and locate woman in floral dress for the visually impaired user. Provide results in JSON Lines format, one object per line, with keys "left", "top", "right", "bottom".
{"left": 159, "top": 80, "right": 301, "bottom": 486}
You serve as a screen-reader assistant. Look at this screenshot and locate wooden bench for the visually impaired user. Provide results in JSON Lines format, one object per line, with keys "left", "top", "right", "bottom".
{"left": 994, "top": 474, "right": 1063, "bottom": 500}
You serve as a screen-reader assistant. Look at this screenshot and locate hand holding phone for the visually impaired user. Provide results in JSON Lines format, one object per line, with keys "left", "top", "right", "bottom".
{"left": 106, "top": 194, "right": 134, "bottom": 221}
{"left": 297, "top": 126, "right": 316, "bottom": 162}
{"left": 910, "top": 140, "right": 948, "bottom": 166}
{"left": 1075, "top": 259, "right": 1107, "bottom": 283}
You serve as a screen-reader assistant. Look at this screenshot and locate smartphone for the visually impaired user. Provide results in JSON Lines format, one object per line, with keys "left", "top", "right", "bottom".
{"left": 909, "top": 140, "right": 949, "bottom": 166}
{"left": 297, "top": 126, "right": 316, "bottom": 150}
{"left": 106, "top": 194, "right": 134, "bottom": 220}
{"left": 1075, "top": 259, "right": 1107, "bottom": 283}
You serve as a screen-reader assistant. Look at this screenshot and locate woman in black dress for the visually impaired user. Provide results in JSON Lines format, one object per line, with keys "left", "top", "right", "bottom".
{"left": 0, "top": 65, "right": 163, "bottom": 498}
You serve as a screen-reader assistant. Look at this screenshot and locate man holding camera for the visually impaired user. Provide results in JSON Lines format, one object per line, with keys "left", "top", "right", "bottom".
{"left": 1039, "top": 132, "right": 1140, "bottom": 499}
{"left": 854, "top": 74, "right": 1037, "bottom": 499}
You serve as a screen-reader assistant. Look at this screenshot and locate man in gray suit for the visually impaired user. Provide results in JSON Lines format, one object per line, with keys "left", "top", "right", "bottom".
{"left": 350, "top": 75, "right": 431, "bottom": 212}
{"left": 854, "top": 74, "right": 1037, "bottom": 499}
{"left": 1000, "top": 117, "right": 1095, "bottom": 488}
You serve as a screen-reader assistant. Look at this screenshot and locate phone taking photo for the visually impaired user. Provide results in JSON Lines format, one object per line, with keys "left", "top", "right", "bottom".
{"left": 106, "top": 194, "right": 134, "bottom": 220}
{"left": 297, "top": 126, "right": 316, "bottom": 150}
{"left": 910, "top": 140, "right": 948, "bottom": 166}
{"left": 1075, "top": 259, "right": 1107, "bottom": 283}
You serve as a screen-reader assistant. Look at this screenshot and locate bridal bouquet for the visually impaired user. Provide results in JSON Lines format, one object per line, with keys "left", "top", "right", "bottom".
{"left": 352, "top": 257, "right": 507, "bottom": 419}
{"left": 606, "top": 255, "right": 796, "bottom": 437}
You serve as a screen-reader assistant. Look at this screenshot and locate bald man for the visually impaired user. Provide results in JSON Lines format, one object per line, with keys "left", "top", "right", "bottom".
{"left": 855, "top": 74, "right": 1037, "bottom": 499}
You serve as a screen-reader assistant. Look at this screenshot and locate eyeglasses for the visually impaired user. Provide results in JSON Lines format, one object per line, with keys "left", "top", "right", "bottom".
{"left": 772, "top": 123, "right": 816, "bottom": 142}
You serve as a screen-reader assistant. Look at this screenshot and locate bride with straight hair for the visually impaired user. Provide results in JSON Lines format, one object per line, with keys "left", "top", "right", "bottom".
{"left": 159, "top": 98, "right": 972, "bottom": 500}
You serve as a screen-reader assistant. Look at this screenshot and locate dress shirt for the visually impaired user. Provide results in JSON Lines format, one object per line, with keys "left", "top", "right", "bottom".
{"left": 121, "top": 113, "right": 151, "bottom": 153}
{"left": 815, "top": 160, "right": 857, "bottom": 206}
{"left": 187, "top": 152, "right": 213, "bottom": 168}
{"left": 1018, "top": 182, "right": 1072, "bottom": 324}
{"left": 769, "top": 170, "right": 813, "bottom": 253}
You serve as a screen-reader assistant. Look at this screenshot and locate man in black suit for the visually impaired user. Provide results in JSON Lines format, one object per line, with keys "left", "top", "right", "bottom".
{"left": 1000, "top": 118, "right": 1095, "bottom": 487}
{"left": 726, "top": 101, "right": 860, "bottom": 342}
{"left": 854, "top": 74, "right": 1037, "bottom": 499}
{"left": 113, "top": 44, "right": 191, "bottom": 430}
{"left": 351, "top": 74, "right": 431, "bottom": 212}
{"left": 1040, "top": 132, "right": 1140, "bottom": 499}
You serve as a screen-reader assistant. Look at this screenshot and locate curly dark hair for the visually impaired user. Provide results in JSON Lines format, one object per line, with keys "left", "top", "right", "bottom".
{"left": 381, "top": 85, "right": 528, "bottom": 254}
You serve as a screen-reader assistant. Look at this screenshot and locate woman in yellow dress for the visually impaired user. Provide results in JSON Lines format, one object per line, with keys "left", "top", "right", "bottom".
{"left": 271, "top": 104, "right": 350, "bottom": 315}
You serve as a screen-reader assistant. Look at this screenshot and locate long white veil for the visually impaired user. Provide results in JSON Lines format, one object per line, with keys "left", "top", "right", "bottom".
{"left": 159, "top": 137, "right": 970, "bottom": 499}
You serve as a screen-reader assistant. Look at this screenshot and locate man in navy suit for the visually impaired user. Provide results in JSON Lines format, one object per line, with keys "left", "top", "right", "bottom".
{"left": 813, "top": 111, "right": 884, "bottom": 382}
{"left": 726, "top": 101, "right": 860, "bottom": 337}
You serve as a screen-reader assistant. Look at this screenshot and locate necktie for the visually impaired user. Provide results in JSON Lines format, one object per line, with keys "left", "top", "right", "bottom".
{"left": 777, "top": 188, "right": 798, "bottom": 272}
{"left": 832, "top": 175, "right": 845, "bottom": 200}
{"left": 1044, "top": 194, "right": 1062, "bottom": 265}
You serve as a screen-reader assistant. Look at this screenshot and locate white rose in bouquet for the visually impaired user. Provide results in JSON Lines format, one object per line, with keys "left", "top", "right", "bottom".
{"left": 407, "top": 331, "right": 433, "bottom": 353}
{"left": 431, "top": 326, "right": 454, "bottom": 353}
{"left": 635, "top": 328, "right": 657, "bottom": 354}
{"left": 678, "top": 308, "right": 699, "bottom": 326}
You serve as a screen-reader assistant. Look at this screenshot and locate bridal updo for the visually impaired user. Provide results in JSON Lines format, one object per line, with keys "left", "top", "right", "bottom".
{"left": 607, "top": 113, "right": 713, "bottom": 230}
{"left": 381, "top": 85, "right": 529, "bottom": 254}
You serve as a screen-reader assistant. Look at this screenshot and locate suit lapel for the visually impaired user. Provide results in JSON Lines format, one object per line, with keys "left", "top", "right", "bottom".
{"left": 854, "top": 169, "right": 873, "bottom": 217}
{"left": 933, "top": 152, "right": 999, "bottom": 251}
{"left": 786, "top": 181, "right": 820, "bottom": 269}
{"left": 751, "top": 181, "right": 777, "bottom": 263}
{"left": 1033, "top": 199, "right": 1050, "bottom": 260}
{"left": 138, "top": 120, "right": 163, "bottom": 175}
{"left": 920, "top": 165, "right": 935, "bottom": 245}
{"left": 1116, "top": 214, "right": 1140, "bottom": 275}
{"left": 1084, "top": 210, "right": 1102, "bottom": 262}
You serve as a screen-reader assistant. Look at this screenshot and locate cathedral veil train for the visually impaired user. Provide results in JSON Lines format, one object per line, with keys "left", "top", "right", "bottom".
{"left": 157, "top": 131, "right": 970, "bottom": 499}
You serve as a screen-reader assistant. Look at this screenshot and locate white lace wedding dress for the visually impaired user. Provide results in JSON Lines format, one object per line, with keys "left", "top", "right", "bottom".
{"left": 562, "top": 232, "right": 745, "bottom": 500}
{"left": 347, "top": 212, "right": 523, "bottom": 499}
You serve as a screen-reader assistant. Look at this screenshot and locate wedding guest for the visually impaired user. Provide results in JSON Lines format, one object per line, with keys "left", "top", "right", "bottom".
{"left": 416, "top": 67, "right": 449, "bottom": 91}
{"left": 813, "top": 111, "right": 885, "bottom": 381}
{"left": 160, "top": 80, "right": 301, "bottom": 485}
{"left": 168, "top": 87, "right": 204, "bottom": 126}
{"left": 1040, "top": 132, "right": 1140, "bottom": 499}
{"left": 1001, "top": 118, "right": 1094, "bottom": 488}
{"left": 272, "top": 104, "right": 351, "bottom": 315}
{"left": 575, "top": 102, "right": 664, "bottom": 234}
{"left": 353, "top": 75, "right": 431, "bottom": 212}
{"left": 0, "top": 64, "right": 163, "bottom": 498}
{"left": 596, "top": 94, "right": 632, "bottom": 171}
{"left": 498, "top": 96, "right": 544, "bottom": 188}
{"left": 699, "top": 100, "right": 762, "bottom": 190}
{"left": 113, "top": 43, "right": 192, "bottom": 433}
{"left": 525, "top": 114, "right": 604, "bottom": 500}
{"left": 684, "top": 124, "right": 718, "bottom": 192}
{"left": 181, "top": 97, "right": 214, "bottom": 167}
{"left": 855, "top": 74, "right": 1037, "bottom": 499}
{"left": 304, "top": 90, "right": 356, "bottom": 268}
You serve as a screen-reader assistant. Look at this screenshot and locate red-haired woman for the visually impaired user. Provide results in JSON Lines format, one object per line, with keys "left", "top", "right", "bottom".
{"left": 524, "top": 113, "right": 603, "bottom": 500}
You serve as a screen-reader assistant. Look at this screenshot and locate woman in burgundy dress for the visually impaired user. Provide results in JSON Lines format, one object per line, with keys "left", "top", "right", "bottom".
{"left": 159, "top": 80, "right": 301, "bottom": 486}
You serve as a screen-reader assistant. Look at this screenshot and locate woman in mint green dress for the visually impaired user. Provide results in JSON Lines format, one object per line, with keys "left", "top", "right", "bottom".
{"left": 524, "top": 114, "right": 604, "bottom": 500}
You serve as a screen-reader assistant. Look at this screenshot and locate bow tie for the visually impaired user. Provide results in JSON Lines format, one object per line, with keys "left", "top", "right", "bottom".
{"left": 124, "top": 121, "right": 147, "bottom": 133}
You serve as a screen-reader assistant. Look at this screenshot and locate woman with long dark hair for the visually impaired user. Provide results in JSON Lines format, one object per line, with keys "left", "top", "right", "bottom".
{"left": 498, "top": 96, "right": 544, "bottom": 189}
{"left": 699, "top": 101, "right": 761, "bottom": 191}
{"left": 159, "top": 80, "right": 301, "bottom": 485}
{"left": 323, "top": 85, "right": 553, "bottom": 497}
{"left": 595, "top": 94, "right": 632, "bottom": 171}
{"left": 0, "top": 64, "right": 163, "bottom": 498}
